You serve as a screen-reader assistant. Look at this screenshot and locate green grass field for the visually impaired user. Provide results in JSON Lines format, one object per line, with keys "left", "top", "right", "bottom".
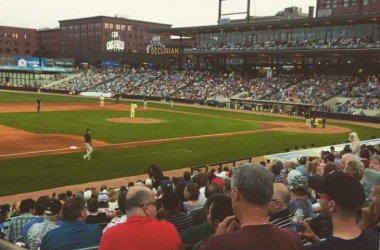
{"left": 0, "top": 91, "right": 379, "bottom": 197}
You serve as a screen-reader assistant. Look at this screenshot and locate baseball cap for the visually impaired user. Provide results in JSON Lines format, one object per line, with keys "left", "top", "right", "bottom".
{"left": 290, "top": 175, "right": 308, "bottom": 190}
{"left": 44, "top": 199, "right": 62, "bottom": 216}
{"left": 287, "top": 170, "right": 302, "bottom": 184}
{"left": 161, "top": 180, "right": 173, "bottom": 190}
{"left": 98, "top": 193, "right": 109, "bottom": 203}
{"left": 308, "top": 171, "right": 365, "bottom": 209}
{"left": 364, "top": 168, "right": 380, "bottom": 186}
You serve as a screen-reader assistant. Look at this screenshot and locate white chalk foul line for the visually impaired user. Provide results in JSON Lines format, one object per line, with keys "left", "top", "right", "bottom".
{"left": 0, "top": 148, "right": 192, "bottom": 158}
{"left": 0, "top": 147, "right": 80, "bottom": 158}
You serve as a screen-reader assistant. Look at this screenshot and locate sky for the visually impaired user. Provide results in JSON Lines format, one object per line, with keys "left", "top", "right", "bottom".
{"left": 1, "top": 0, "right": 316, "bottom": 29}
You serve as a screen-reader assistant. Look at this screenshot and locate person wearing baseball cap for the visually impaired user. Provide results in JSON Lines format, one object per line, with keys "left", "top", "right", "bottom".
{"left": 301, "top": 171, "right": 378, "bottom": 250}
{"left": 27, "top": 199, "right": 63, "bottom": 250}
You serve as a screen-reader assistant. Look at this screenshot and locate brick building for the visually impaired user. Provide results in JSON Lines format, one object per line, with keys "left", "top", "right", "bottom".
{"left": 0, "top": 26, "right": 36, "bottom": 57}
{"left": 316, "top": 0, "right": 380, "bottom": 17}
{"left": 36, "top": 28, "right": 61, "bottom": 58}
{"left": 58, "top": 16, "right": 172, "bottom": 57}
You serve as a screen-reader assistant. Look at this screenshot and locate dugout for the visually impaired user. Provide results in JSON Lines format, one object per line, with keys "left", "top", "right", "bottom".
{"left": 230, "top": 97, "right": 313, "bottom": 116}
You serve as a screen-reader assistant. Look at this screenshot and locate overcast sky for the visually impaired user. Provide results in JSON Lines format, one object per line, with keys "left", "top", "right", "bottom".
{"left": 2, "top": 0, "right": 316, "bottom": 29}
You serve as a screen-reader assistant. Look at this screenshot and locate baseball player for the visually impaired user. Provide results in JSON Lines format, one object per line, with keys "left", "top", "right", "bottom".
{"left": 170, "top": 100, "right": 174, "bottom": 108}
{"left": 305, "top": 112, "right": 311, "bottom": 129}
{"left": 83, "top": 129, "right": 93, "bottom": 160}
{"left": 36, "top": 96, "right": 42, "bottom": 113}
{"left": 100, "top": 95, "right": 105, "bottom": 107}
{"left": 130, "top": 102, "right": 137, "bottom": 118}
{"left": 143, "top": 99, "right": 148, "bottom": 109}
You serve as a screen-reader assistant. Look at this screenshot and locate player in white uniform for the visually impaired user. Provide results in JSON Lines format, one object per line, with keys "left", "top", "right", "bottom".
{"left": 100, "top": 95, "right": 105, "bottom": 107}
{"left": 130, "top": 102, "right": 137, "bottom": 118}
{"left": 143, "top": 99, "right": 147, "bottom": 109}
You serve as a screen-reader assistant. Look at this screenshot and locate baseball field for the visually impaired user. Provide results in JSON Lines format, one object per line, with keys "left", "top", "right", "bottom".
{"left": 0, "top": 90, "right": 379, "bottom": 197}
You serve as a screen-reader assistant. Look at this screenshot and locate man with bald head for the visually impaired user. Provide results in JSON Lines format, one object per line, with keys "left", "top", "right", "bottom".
{"left": 99, "top": 187, "right": 184, "bottom": 250}
{"left": 268, "top": 183, "right": 294, "bottom": 228}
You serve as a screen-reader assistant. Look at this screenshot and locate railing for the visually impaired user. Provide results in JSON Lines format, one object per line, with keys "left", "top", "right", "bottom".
{"left": 190, "top": 157, "right": 252, "bottom": 175}
{"left": 0, "top": 240, "right": 99, "bottom": 250}
{"left": 0, "top": 240, "right": 25, "bottom": 250}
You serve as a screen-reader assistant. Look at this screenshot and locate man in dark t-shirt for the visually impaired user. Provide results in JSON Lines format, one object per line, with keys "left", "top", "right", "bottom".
{"left": 301, "top": 171, "right": 378, "bottom": 250}
{"left": 200, "top": 163, "right": 303, "bottom": 250}
{"left": 36, "top": 97, "right": 42, "bottom": 113}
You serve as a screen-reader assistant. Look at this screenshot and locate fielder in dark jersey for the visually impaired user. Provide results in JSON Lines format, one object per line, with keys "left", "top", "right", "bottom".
{"left": 83, "top": 129, "right": 93, "bottom": 160}
{"left": 36, "top": 97, "right": 42, "bottom": 113}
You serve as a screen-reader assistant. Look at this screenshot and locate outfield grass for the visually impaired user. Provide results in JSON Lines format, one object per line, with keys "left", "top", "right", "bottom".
{"left": 0, "top": 90, "right": 379, "bottom": 196}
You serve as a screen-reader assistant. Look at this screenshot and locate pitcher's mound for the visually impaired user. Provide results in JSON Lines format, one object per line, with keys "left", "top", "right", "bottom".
{"left": 108, "top": 117, "right": 164, "bottom": 124}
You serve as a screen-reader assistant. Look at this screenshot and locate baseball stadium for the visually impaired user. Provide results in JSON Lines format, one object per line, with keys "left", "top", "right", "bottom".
{"left": 0, "top": 0, "right": 380, "bottom": 249}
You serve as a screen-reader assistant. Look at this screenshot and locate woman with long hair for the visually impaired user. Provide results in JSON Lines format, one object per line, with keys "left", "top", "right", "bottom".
{"left": 349, "top": 132, "right": 361, "bottom": 157}
{"left": 148, "top": 164, "right": 164, "bottom": 190}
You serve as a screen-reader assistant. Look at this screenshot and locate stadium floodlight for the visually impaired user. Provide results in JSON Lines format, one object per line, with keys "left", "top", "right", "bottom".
{"left": 218, "top": 0, "right": 251, "bottom": 24}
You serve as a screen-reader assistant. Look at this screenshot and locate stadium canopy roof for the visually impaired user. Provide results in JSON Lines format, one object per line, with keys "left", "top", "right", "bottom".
{"left": 150, "top": 13, "right": 380, "bottom": 36}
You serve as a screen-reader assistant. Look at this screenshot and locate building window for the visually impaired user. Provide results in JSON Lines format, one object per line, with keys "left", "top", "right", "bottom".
{"left": 109, "top": 23, "right": 113, "bottom": 29}
{"left": 95, "top": 23, "right": 101, "bottom": 29}
{"left": 364, "top": 0, "right": 369, "bottom": 5}
{"left": 116, "top": 24, "right": 120, "bottom": 30}
{"left": 121, "top": 25, "right": 126, "bottom": 31}
{"left": 6, "top": 41, "right": 11, "bottom": 46}
{"left": 333, "top": 0, "right": 338, "bottom": 8}
{"left": 105, "top": 23, "right": 109, "bottom": 29}
{"left": 344, "top": 0, "right": 349, "bottom": 6}
{"left": 0, "top": 48, "right": 2, "bottom": 53}
{"left": 5, "top": 48, "right": 10, "bottom": 53}
{"left": 352, "top": 0, "right": 357, "bottom": 6}
{"left": 14, "top": 41, "right": 19, "bottom": 46}
{"left": 25, "top": 41, "right": 30, "bottom": 47}
{"left": 326, "top": 1, "right": 331, "bottom": 9}
{"left": 5, "top": 32, "right": 11, "bottom": 37}
{"left": 372, "top": 0, "right": 377, "bottom": 4}
{"left": 13, "top": 48, "right": 18, "bottom": 54}
{"left": 12, "top": 33, "right": 18, "bottom": 39}
{"left": 25, "top": 49, "right": 30, "bottom": 54}
{"left": 128, "top": 26, "right": 132, "bottom": 31}
{"left": 68, "top": 26, "right": 73, "bottom": 31}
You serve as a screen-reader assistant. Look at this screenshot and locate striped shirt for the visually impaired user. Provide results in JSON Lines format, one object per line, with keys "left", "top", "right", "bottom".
{"left": 8, "top": 214, "right": 37, "bottom": 242}
{"left": 269, "top": 209, "right": 294, "bottom": 228}
{"left": 162, "top": 211, "right": 194, "bottom": 234}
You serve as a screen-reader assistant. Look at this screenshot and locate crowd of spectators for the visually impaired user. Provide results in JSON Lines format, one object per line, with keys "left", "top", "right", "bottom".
{"left": 0, "top": 132, "right": 380, "bottom": 249}
{"left": 40, "top": 68, "right": 380, "bottom": 114}
{"left": 186, "top": 36, "right": 380, "bottom": 52}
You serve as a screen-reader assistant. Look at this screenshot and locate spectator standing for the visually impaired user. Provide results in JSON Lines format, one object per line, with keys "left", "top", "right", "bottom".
{"left": 200, "top": 163, "right": 303, "bottom": 250}
{"left": 148, "top": 164, "right": 164, "bottom": 190}
{"left": 349, "top": 132, "right": 361, "bottom": 157}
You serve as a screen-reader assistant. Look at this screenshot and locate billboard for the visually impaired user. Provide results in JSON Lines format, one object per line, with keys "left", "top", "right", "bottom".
{"left": 106, "top": 31, "right": 125, "bottom": 52}
{"left": 147, "top": 36, "right": 181, "bottom": 55}
{"left": 14, "top": 56, "right": 47, "bottom": 67}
